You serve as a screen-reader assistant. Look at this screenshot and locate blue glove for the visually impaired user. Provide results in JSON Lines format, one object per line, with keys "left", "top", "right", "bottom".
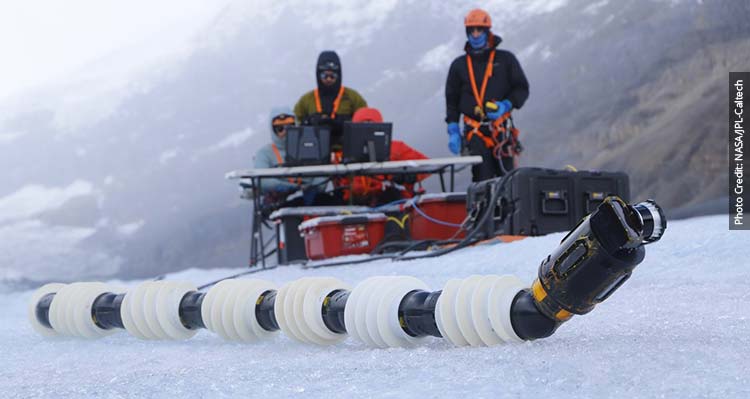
{"left": 447, "top": 122, "right": 462, "bottom": 155}
{"left": 486, "top": 99, "right": 513, "bottom": 121}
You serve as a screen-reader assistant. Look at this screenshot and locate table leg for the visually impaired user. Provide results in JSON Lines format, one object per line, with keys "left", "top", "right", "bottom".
{"left": 450, "top": 165, "right": 455, "bottom": 191}
{"left": 249, "top": 177, "right": 260, "bottom": 267}
{"left": 257, "top": 178, "right": 266, "bottom": 269}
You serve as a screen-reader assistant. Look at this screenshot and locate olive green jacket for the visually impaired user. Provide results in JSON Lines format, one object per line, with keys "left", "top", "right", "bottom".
{"left": 293, "top": 87, "right": 367, "bottom": 122}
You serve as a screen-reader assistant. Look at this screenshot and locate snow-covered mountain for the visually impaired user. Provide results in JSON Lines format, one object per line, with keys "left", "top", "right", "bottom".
{"left": 0, "top": 0, "right": 745, "bottom": 284}
{"left": 2, "top": 215, "right": 748, "bottom": 398}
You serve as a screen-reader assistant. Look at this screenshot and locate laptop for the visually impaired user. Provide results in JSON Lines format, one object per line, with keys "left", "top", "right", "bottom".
{"left": 284, "top": 126, "right": 331, "bottom": 166}
{"left": 341, "top": 122, "right": 392, "bottom": 163}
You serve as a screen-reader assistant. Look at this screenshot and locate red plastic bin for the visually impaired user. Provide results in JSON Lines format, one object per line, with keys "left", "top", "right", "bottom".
{"left": 299, "top": 213, "right": 387, "bottom": 260}
{"left": 407, "top": 193, "right": 467, "bottom": 241}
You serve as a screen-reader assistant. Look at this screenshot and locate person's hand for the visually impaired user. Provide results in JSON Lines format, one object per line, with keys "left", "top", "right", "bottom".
{"left": 486, "top": 99, "right": 513, "bottom": 121}
{"left": 447, "top": 122, "right": 462, "bottom": 155}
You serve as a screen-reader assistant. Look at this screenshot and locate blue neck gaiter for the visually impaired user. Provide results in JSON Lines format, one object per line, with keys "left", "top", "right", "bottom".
{"left": 468, "top": 31, "right": 488, "bottom": 49}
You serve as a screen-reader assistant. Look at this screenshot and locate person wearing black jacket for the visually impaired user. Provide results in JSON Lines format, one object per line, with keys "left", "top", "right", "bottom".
{"left": 294, "top": 51, "right": 368, "bottom": 146}
{"left": 445, "top": 8, "right": 530, "bottom": 182}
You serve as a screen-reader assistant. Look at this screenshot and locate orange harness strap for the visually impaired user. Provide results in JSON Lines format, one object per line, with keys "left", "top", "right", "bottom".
{"left": 464, "top": 113, "right": 520, "bottom": 165}
{"left": 271, "top": 143, "right": 301, "bottom": 185}
{"left": 466, "top": 51, "right": 495, "bottom": 118}
{"left": 314, "top": 86, "right": 346, "bottom": 119}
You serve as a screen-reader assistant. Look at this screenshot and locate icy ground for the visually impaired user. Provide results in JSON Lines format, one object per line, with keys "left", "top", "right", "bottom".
{"left": 1, "top": 215, "right": 748, "bottom": 398}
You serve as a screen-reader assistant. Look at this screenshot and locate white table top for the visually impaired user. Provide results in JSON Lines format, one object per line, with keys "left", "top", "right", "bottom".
{"left": 225, "top": 156, "right": 482, "bottom": 179}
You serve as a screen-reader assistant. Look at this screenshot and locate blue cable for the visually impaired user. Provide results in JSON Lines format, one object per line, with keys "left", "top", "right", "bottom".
{"left": 409, "top": 198, "right": 464, "bottom": 228}
{"left": 370, "top": 198, "right": 409, "bottom": 211}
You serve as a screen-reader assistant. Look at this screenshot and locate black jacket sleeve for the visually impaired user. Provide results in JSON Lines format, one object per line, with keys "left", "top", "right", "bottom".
{"left": 445, "top": 57, "right": 462, "bottom": 124}
{"left": 505, "top": 52, "right": 529, "bottom": 109}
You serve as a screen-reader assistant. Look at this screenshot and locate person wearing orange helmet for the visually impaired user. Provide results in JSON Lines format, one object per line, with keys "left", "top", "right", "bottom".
{"left": 333, "top": 107, "right": 428, "bottom": 206}
{"left": 445, "top": 8, "right": 529, "bottom": 182}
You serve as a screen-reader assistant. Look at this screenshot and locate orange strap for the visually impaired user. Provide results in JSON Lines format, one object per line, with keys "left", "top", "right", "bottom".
{"left": 463, "top": 116, "right": 494, "bottom": 148}
{"left": 466, "top": 51, "right": 496, "bottom": 117}
{"left": 464, "top": 114, "right": 519, "bottom": 153}
{"left": 271, "top": 144, "right": 301, "bottom": 184}
{"left": 314, "top": 86, "right": 346, "bottom": 119}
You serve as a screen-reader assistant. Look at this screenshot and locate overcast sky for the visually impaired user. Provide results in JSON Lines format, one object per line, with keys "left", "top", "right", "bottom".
{"left": 0, "top": 0, "right": 233, "bottom": 101}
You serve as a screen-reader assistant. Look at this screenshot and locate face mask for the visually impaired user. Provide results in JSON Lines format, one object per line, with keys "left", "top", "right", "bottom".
{"left": 467, "top": 31, "right": 488, "bottom": 49}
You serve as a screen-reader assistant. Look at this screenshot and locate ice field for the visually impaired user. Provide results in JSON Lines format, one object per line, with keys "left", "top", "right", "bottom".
{"left": 1, "top": 215, "right": 748, "bottom": 398}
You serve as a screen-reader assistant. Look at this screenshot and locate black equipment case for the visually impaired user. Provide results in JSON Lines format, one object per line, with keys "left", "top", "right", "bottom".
{"left": 467, "top": 168, "right": 630, "bottom": 237}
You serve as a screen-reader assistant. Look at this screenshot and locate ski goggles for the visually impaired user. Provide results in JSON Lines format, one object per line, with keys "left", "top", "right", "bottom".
{"left": 317, "top": 61, "right": 340, "bottom": 71}
{"left": 466, "top": 26, "right": 489, "bottom": 36}
{"left": 319, "top": 71, "right": 339, "bottom": 81}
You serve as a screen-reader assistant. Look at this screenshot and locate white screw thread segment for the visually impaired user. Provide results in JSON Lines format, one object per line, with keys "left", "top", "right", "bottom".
{"left": 345, "top": 276, "right": 430, "bottom": 348}
{"left": 435, "top": 275, "right": 526, "bottom": 346}
{"left": 201, "top": 279, "right": 277, "bottom": 342}
{"left": 43, "top": 282, "right": 117, "bottom": 339}
{"left": 275, "top": 277, "right": 350, "bottom": 345}
{"left": 120, "top": 281, "right": 198, "bottom": 340}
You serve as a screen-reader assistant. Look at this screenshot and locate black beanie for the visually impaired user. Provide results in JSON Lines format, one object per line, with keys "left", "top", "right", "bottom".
{"left": 316, "top": 50, "right": 342, "bottom": 96}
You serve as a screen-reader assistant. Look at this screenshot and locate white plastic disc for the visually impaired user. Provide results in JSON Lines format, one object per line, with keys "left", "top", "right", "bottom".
{"left": 353, "top": 277, "right": 385, "bottom": 347}
{"left": 364, "top": 277, "right": 391, "bottom": 348}
{"left": 487, "top": 275, "right": 526, "bottom": 343}
{"left": 273, "top": 282, "right": 293, "bottom": 340}
{"left": 279, "top": 279, "right": 307, "bottom": 343}
{"left": 120, "top": 285, "right": 149, "bottom": 340}
{"left": 201, "top": 279, "right": 236, "bottom": 333}
{"left": 376, "top": 277, "right": 429, "bottom": 348}
{"left": 470, "top": 275, "right": 504, "bottom": 346}
{"left": 28, "top": 283, "right": 65, "bottom": 337}
{"left": 130, "top": 282, "right": 160, "bottom": 339}
{"left": 344, "top": 276, "right": 378, "bottom": 345}
{"left": 232, "top": 279, "right": 277, "bottom": 342}
{"left": 302, "top": 278, "right": 350, "bottom": 344}
{"left": 290, "top": 278, "right": 323, "bottom": 344}
{"left": 455, "top": 276, "right": 485, "bottom": 346}
{"left": 435, "top": 279, "right": 469, "bottom": 346}
{"left": 210, "top": 280, "right": 240, "bottom": 340}
{"left": 141, "top": 282, "right": 170, "bottom": 339}
{"left": 343, "top": 277, "right": 369, "bottom": 343}
{"left": 52, "top": 283, "right": 80, "bottom": 336}
{"left": 219, "top": 282, "right": 246, "bottom": 341}
{"left": 154, "top": 281, "right": 198, "bottom": 340}
{"left": 72, "top": 283, "right": 115, "bottom": 339}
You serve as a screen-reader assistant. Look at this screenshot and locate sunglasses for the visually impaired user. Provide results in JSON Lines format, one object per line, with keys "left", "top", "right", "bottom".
{"left": 273, "top": 124, "right": 293, "bottom": 133}
{"left": 319, "top": 71, "right": 339, "bottom": 81}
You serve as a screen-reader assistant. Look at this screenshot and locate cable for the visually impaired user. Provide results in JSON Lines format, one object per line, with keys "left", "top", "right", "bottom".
{"left": 393, "top": 169, "right": 518, "bottom": 262}
{"left": 408, "top": 198, "right": 464, "bottom": 228}
{"left": 371, "top": 198, "right": 409, "bottom": 210}
{"left": 197, "top": 264, "right": 280, "bottom": 291}
{"left": 301, "top": 254, "right": 395, "bottom": 269}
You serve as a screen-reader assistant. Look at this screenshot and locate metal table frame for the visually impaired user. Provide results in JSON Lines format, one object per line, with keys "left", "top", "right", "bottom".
{"left": 226, "top": 156, "right": 482, "bottom": 268}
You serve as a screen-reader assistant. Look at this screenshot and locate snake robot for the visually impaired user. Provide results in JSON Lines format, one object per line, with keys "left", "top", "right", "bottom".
{"left": 29, "top": 197, "right": 665, "bottom": 348}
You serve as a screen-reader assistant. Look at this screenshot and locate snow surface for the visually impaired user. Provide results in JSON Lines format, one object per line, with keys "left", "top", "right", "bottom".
{"left": 1, "top": 215, "right": 748, "bottom": 398}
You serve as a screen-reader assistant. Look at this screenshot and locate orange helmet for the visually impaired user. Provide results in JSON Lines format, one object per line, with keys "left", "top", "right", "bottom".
{"left": 464, "top": 9, "right": 492, "bottom": 28}
{"left": 352, "top": 107, "right": 384, "bottom": 123}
